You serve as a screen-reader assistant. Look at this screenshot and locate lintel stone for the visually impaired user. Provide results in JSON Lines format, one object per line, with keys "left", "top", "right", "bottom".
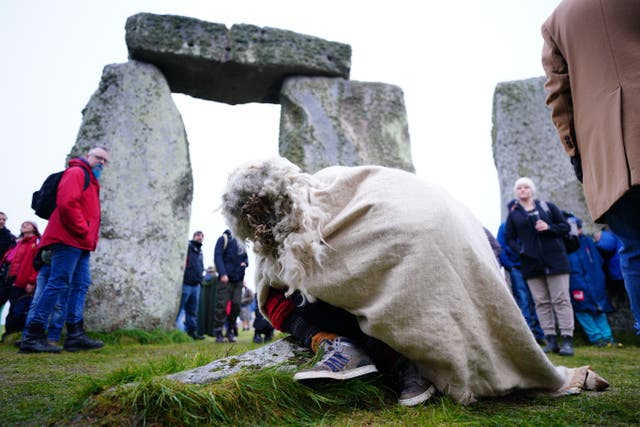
{"left": 125, "top": 13, "right": 352, "bottom": 104}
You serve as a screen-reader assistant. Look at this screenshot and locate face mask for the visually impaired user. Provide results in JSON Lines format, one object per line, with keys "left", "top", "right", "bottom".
{"left": 92, "top": 163, "right": 103, "bottom": 180}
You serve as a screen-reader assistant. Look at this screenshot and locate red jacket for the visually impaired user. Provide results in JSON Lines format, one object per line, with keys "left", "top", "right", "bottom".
{"left": 40, "top": 158, "right": 101, "bottom": 251}
{"left": 3, "top": 235, "right": 39, "bottom": 288}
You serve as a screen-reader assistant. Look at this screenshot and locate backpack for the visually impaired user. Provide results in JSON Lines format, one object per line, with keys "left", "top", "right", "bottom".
{"left": 31, "top": 166, "right": 90, "bottom": 220}
{"left": 538, "top": 201, "right": 580, "bottom": 254}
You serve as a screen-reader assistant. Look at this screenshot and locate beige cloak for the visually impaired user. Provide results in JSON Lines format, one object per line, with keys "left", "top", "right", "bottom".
{"left": 222, "top": 158, "right": 588, "bottom": 404}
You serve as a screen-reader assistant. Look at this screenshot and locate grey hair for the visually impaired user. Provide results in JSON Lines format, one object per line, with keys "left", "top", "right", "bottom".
{"left": 221, "top": 157, "right": 329, "bottom": 299}
{"left": 514, "top": 177, "right": 536, "bottom": 196}
{"left": 88, "top": 146, "right": 109, "bottom": 155}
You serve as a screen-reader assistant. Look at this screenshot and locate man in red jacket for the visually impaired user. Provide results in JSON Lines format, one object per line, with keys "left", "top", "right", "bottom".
{"left": 20, "top": 146, "right": 109, "bottom": 353}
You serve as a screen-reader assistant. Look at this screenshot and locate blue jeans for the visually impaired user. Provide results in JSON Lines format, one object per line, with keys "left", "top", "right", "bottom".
{"left": 174, "top": 308, "right": 186, "bottom": 331}
{"left": 176, "top": 284, "right": 200, "bottom": 333}
{"left": 25, "top": 264, "right": 66, "bottom": 341}
{"left": 509, "top": 267, "right": 545, "bottom": 339}
{"left": 27, "top": 244, "right": 91, "bottom": 330}
{"left": 605, "top": 186, "right": 640, "bottom": 335}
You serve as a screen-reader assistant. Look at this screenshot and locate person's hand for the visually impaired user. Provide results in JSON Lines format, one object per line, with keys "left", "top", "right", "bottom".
{"left": 220, "top": 275, "right": 229, "bottom": 283}
{"left": 535, "top": 220, "right": 549, "bottom": 232}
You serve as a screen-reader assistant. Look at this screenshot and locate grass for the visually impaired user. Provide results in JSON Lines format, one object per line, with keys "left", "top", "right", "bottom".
{"left": 0, "top": 328, "right": 639, "bottom": 426}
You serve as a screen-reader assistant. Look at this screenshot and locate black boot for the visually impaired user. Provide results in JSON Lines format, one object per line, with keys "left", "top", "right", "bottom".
{"left": 188, "top": 330, "right": 205, "bottom": 340}
{"left": 63, "top": 321, "right": 104, "bottom": 352}
{"left": 253, "top": 332, "right": 264, "bottom": 344}
{"left": 558, "top": 335, "right": 574, "bottom": 356}
{"left": 19, "top": 323, "right": 62, "bottom": 354}
{"left": 543, "top": 335, "right": 559, "bottom": 353}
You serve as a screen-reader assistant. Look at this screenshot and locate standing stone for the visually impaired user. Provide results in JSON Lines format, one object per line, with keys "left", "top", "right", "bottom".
{"left": 492, "top": 76, "right": 633, "bottom": 335}
{"left": 280, "top": 77, "right": 414, "bottom": 173}
{"left": 125, "top": 13, "right": 351, "bottom": 104}
{"left": 492, "top": 77, "right": 591, "bottom": 230}
{"left": 72, "top": 60, "right": 192, "bottom": 331}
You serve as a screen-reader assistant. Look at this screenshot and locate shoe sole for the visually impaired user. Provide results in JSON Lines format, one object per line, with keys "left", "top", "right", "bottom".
{"left": 398, "top": 384, "right": 436, "bottom": 407}
{"left": 293, "top": 364, "right": 378, "bottom": 381}
{"left": 63, "top": 345, "right": 105, "bottom": 352}
{"left": 18, "top": 348, "right": 62, "bottom": 354}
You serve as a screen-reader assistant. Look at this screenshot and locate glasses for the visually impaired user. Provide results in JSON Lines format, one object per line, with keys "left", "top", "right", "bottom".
{"left": 92, "top": 154, "right": 109, "bottom": 164}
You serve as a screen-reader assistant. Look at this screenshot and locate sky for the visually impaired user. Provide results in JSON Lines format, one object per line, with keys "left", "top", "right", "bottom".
{"left": 1, "top": 0, "right": 563, "bottom": 289}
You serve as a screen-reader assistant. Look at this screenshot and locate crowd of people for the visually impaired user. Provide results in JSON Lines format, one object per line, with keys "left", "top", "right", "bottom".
{"left": 1, "top": 146, "right": 109, "bottom": 353}
{"left": 0, "top": 0, "right": 637, "bottom": 410}
{"left": 496, "top": 177, "right": 626, "bottom": 356}
{"left": 174, "top": 228, "right": 274, "bottom": 344}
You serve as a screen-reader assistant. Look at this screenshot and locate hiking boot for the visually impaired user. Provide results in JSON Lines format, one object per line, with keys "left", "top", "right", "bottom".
{"left": 293, "top": 337, "right": 378, "bottom": 381}
{"left": 63, "top": 321, "right": 104, "bottom": 352}
{"left": 19, "top": 323, "right": 62, "bottom": 354}
{"left": 253, "top": 333, "right": 264, "bottom": 344}
{"left": 215, "top": 330, "right": 225, "bottom": 343}
{"left": 558, "top": 335, "right": 574, "bottom": 356}
{"left": 397, "top": 360, "right": 436, "bottom": 407}
{"left": 188, "top": 331, "right": 205, "bottom": 340}
{"left": 226, "top": 331, "right": 237, "bottom": 343}
{"left": 543, "top": 335, "right": 559, "bottom": 354}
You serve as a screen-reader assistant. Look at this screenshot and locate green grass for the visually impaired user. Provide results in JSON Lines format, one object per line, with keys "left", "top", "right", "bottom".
{"left": 0, "top": 329, "right": 639, "bottom": 426}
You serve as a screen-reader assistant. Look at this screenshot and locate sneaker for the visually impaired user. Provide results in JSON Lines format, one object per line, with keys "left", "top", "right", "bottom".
{"left": 293, "top": 337, "right": 378, "bottom": 381}
{"left": 397, "top": 360, "right": 436, "bottom": 406}
{"left": 226, "top": 331, "right": 237, "bottom": 343}
{"left": 607, "top": 340, "right": 624, "bottom": 349}
{"left": 253, "top": 334, "right": 264, "bottom": 344}
{"left": 215, "top": 332, "right": 225, "bottom": 343}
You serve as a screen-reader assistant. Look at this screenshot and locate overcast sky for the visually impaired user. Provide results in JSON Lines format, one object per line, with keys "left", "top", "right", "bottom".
{"left": 1, "top": 0, "right": 562, "bottom": 287}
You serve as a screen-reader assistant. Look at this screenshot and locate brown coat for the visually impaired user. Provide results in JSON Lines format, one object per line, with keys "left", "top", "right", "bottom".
{"left": 541, "top": 0, "right": 640, "bottom": 222}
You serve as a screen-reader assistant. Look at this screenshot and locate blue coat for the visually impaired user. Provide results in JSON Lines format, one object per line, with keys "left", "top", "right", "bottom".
{"left": 568, "top": 235, "right": 614, "bottom": 313}
{"left": 183, "top": 240, "right": 204, "bottom": 285}
{"left": 594, "top": 230, "right": 623, "bottom": 281}
{"left": 497, "top": 222, "right": 519, "bottom": 270}
{"left": 214, "top": 230, "right": 248, "bottom": 282}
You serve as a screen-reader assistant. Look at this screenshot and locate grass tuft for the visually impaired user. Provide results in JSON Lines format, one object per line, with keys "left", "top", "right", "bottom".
{"left": 83, "top": 367, "right": 392, "bottom": 426}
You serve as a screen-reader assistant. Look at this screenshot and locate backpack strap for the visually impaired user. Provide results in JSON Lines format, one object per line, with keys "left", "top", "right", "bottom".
{"left": 539, "top": 200, "right": 550, "bottom": 215}
{"left": 72, "top": 165, "right": 91, "bottom": 191}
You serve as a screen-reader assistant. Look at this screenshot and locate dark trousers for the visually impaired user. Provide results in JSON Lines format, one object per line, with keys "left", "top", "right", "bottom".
{"left": 6, "top": 285, "right": 30, "bottom": 334}
{"left": 197, "top": 284, "right": 217, "bottom": 336}
{"left": 214, "top": 281, "right": 243, "bottom": 333}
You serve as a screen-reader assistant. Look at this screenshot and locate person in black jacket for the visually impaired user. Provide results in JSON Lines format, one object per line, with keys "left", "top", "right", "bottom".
{"left": 505, "top": 177, "right": 574, "bottom": 356}
{"left": 177, "top": 231, "right": 205, "bottom": 340}
{"left": 0, "top": 212, "right": 16, "bottom": 261}
{"left": 213, "top": 229, "right": 248, "bottom": 343}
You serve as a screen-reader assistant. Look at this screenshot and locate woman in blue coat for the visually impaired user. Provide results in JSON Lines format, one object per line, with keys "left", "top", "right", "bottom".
{"left": 568, "top": 218, "right": 621, "bottom": 347}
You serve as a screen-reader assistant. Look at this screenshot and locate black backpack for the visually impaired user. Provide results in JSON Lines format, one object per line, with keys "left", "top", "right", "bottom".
{"left": 31, "top": 166, "right": 90, "bottom": 220}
